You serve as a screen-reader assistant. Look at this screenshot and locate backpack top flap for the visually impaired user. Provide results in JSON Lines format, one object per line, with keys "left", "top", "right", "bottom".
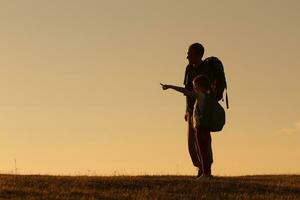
{"left": 204, "top": 56, "right": 229, "bottom": 109}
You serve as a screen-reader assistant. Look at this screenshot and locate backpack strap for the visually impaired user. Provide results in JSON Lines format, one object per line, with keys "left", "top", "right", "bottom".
{"left": 225, "top": 88, "right": 229, "bottom": 109}
{"left": 221, "top": 87, "right": 229, "bottom": 109}
{"left": 224, "top": 77, "right": 229, "bottom": 109}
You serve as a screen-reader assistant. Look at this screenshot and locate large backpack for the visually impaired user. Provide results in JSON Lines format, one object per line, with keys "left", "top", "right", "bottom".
{"left": 204, "top": 57, "right": 229, "bottom": 109}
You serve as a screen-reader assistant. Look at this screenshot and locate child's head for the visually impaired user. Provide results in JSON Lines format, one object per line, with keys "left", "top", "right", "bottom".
{"left": 192, "top": 75, "right": 211, "bottom": 93}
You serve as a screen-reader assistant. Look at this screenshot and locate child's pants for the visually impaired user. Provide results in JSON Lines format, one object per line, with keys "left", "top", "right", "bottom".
{"left": 187, "top": 114, "right": 202, "bottom": 169}
{"left": 195, "top": 126, "right": 213, "bottom": 175}
{"left": 187, "top": 113, "right": 213, "bottom": 174}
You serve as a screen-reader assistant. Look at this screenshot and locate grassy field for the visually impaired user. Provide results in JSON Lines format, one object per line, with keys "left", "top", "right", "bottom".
{"left": 0, "top": 174, "right": 299, "bottom": 199}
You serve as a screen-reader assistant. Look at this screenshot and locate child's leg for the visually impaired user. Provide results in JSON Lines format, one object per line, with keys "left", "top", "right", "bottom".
{"left": 196, "top": 126, "right": 213, "bottom": 175}
{"left": 187, "top": 113, "right": 202, "bottom": 169}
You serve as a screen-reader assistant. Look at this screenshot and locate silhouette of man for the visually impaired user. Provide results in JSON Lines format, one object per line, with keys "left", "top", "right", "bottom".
{"left": 183, "top": 43, "right": 213, "bottom": 178}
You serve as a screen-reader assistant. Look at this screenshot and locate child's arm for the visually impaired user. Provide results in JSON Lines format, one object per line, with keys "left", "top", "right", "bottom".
{"left": 160, "top": 83, "right": 197, "bottom": 98}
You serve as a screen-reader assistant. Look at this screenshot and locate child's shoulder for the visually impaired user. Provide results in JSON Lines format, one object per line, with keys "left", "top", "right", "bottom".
{"left": 196, "top": 91, "right": 206, "bottom": 99}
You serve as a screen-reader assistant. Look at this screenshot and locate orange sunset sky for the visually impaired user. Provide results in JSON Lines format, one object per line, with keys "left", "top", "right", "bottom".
{"left": 0, "top": 0, "right": 299, "bottom": 176}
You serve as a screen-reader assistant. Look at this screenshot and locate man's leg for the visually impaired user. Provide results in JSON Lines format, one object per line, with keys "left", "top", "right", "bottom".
{"left": 187, "top": 114, "right": 202, "bottom": 172}
{"left": 195, "top": 126, "right": 213, "bottom": 175}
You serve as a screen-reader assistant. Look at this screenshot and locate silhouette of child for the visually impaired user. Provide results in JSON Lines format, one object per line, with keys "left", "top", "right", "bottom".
{"left": 161, "top": 75, "right": 213, "bottom": 179}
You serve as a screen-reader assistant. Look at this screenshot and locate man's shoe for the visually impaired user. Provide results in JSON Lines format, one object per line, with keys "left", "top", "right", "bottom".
{"left": 195, "top": 169, "right": 203, "bottom": 179}
{"left": 196, "top": 174, "right": 213, "bottom": 180}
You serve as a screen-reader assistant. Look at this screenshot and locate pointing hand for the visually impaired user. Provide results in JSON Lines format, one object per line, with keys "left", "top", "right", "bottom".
{"left": 160, "top": 83, "right": 169, "bottom": 90}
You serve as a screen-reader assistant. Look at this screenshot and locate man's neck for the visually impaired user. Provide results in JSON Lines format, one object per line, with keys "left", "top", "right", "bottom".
{"left": 192, "top": 60, "right": 203, "bottom": 68}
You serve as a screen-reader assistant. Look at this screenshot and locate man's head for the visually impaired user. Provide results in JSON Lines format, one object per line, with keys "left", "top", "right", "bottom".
{"left": 187, "top": 43, "right": 204, "bottom": 66}
{"left": 193, "top": 75, "right": 211, "bottom": 93}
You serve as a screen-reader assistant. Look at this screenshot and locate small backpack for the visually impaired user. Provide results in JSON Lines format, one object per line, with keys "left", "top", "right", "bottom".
{"left": 204, "top": 57, "right": 229, "bottom": 109}
{"left": 199, "top": 94, "right": 226, "bottom": 132}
